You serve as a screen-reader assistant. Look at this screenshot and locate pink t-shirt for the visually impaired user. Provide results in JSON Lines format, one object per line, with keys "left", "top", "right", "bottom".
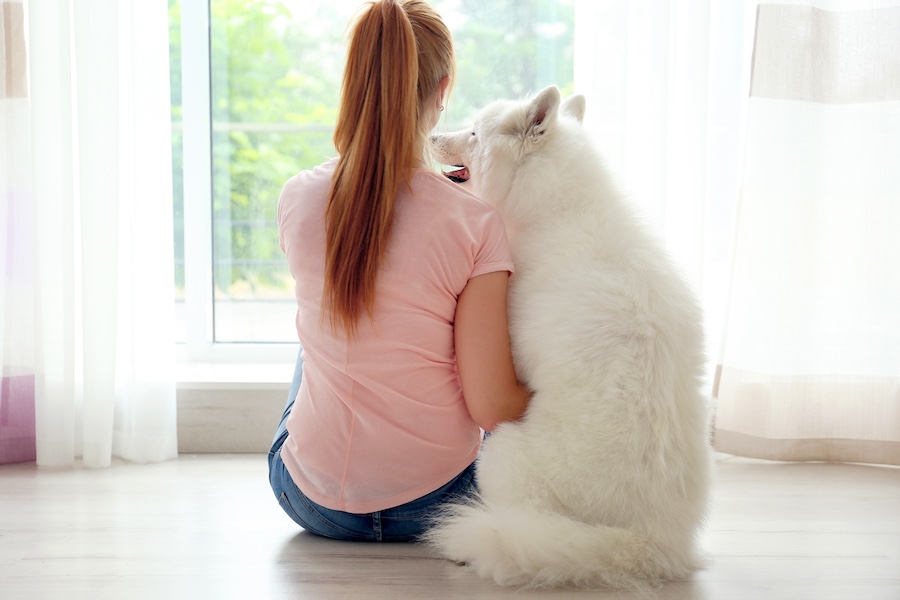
{"left": 277, "top": 157, "right": 514, "bottom": 513}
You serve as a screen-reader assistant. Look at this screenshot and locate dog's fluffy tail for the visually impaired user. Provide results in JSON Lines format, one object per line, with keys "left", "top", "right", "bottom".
{"left": 424, "top": 499, "right": 697, "bottom": 590}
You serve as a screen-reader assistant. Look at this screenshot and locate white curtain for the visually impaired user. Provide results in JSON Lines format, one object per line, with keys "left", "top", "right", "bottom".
{"left": 714, "top": 1, "right": 900, "bottom": 466}
{"left": 15, "top": 0, "right": 177, "bottom": 468}
{"left": 573, "top": 0, "right": 755, "bottom": 396}
{"left": 574, "top": 0, "right": 900, "bottom": 466}
{"left": 1, "top": 0, "right": 35, "bottom": 464}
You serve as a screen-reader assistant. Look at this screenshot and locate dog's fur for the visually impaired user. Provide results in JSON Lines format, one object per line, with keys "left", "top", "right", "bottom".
{"left": 426, "top": 86, "right": 711, "bottom": 590}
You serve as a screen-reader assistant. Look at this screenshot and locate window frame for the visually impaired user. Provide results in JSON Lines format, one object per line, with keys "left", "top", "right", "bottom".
{"left": 178, "top": 0, "right": 298, "bottom": 365}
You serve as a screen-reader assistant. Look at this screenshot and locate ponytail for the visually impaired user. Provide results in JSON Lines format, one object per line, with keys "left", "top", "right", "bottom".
{"left": 324, "top": 0, "right": 454, "bottom": 335}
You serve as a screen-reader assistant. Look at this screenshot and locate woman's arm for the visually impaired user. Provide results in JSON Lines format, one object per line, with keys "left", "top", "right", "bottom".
{"left": 454, "top": 271, "right": 531, "bottom": 432}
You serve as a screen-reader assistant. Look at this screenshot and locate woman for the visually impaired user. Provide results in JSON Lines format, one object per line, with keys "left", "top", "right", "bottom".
{"left": 268, "top": 0, "right": 530, "bottom": 542}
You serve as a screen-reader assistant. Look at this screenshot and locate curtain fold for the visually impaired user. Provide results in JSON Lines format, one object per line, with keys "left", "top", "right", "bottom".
{"left": 1, "top": 0, "right": 36, "bottom": 465}
{"left": 573, "top": 0, "right": 754, "bottom": 394}
{"left": 25, "top": 0, "right": 177, "bottom": 468}
{"left": 713, "top": 2, "right": 900, "bottom": 466}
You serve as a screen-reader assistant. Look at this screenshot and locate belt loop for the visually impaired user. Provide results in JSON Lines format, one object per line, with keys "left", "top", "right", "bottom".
{"left": 372, "top": 511, "right": 383, "bottom": 542}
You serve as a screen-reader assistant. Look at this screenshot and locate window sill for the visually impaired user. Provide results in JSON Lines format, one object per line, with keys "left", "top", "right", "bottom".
{"left": 175, "top": 362, "right": 292, "bottom": 391}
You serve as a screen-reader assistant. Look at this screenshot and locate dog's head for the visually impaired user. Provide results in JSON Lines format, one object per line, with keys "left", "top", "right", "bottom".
{"left": 431, "top": 85, "right": 586, "bottom": 225}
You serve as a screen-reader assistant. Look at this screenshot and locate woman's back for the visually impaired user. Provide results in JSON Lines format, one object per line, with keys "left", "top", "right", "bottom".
{"left": 277, "top": 158, "right": 513, "bottom": 513}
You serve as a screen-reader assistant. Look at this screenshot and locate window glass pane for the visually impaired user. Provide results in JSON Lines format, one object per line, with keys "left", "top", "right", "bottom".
{"left": 440, "top": 0, "right": 576, "bottom": 128}
{"left": 209, "top": 0, "right": 350, "bottom": 342}
{"left": 205, "top": 0, "right": 574, "bottom": 343}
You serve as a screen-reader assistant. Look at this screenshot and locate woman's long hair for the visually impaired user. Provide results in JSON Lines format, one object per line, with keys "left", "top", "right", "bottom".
{"left": 324, "top": 0, "right": 455, "bottom": 335}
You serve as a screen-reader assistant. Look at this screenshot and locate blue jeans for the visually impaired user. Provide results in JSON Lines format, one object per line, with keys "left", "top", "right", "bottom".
{"left": 267, "top": 347, "right": 478, "bottom": 542}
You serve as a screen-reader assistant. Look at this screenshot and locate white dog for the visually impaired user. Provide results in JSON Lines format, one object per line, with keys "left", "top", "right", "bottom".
{"left": 426, "top": 86, "right": 711, "bottom": 590}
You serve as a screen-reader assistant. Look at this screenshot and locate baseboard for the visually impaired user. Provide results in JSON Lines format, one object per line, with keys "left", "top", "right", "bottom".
{"left": 176, "top": 385, "right": 289, "bottom": 453}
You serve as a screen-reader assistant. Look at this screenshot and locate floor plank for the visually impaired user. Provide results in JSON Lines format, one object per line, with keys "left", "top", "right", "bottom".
{"left": 0, "top": 454, "right": 897, "bottom": 599}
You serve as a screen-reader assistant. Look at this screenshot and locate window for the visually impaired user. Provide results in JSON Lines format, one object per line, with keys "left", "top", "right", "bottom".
{"left": 169, "top": 0, "right": 574, "bottom": 362}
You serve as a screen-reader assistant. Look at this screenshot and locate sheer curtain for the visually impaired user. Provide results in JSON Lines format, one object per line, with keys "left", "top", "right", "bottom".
{"left": 714, "top": 1, "right": 900, "bottom": 466}
{"left": 1, "top": 0, "right": 35, "bottom": 465}
{"left": 4, "top": 0, "right": 178, "bottom": 468}
{"left": 573, "top": 0, "right": 754, "bottom": 395}
{"left": 574, "top": 0, "right": 899, "bottom": 466}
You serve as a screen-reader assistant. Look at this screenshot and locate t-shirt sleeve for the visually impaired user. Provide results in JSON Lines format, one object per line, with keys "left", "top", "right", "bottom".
{"left": 277, "top": 175, "right": 297, "bottom": 255}
{"left": 277, "top": 159, "right": 336, "bottom": 256}
{"left": 470, "top": 208, "right": 515, "bottom": 278}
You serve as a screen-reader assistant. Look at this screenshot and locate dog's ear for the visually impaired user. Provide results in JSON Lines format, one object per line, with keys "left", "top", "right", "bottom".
{"left": 525, "top": 85, "right": 561, "bottom": 140}
{"left": 561, "top": 94, "right": 586, "bottom": 123}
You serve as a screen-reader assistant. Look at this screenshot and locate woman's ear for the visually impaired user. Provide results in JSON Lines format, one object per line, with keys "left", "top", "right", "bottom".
{"left": 438, "top": 75, "right": 450, "bottom": 107}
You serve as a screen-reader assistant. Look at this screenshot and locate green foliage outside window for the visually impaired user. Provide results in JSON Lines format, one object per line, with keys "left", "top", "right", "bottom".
{"left": 169, "top": 0, "right": 573, "bottom": 300}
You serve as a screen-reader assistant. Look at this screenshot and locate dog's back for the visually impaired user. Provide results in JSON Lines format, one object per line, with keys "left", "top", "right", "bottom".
{"left": 427, "top": 86, "right": 711, "bottom": 590}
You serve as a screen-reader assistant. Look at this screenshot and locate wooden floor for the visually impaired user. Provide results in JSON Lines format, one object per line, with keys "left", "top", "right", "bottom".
{"left": 1, "top": 454, "right": 898, "bottom": 600}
